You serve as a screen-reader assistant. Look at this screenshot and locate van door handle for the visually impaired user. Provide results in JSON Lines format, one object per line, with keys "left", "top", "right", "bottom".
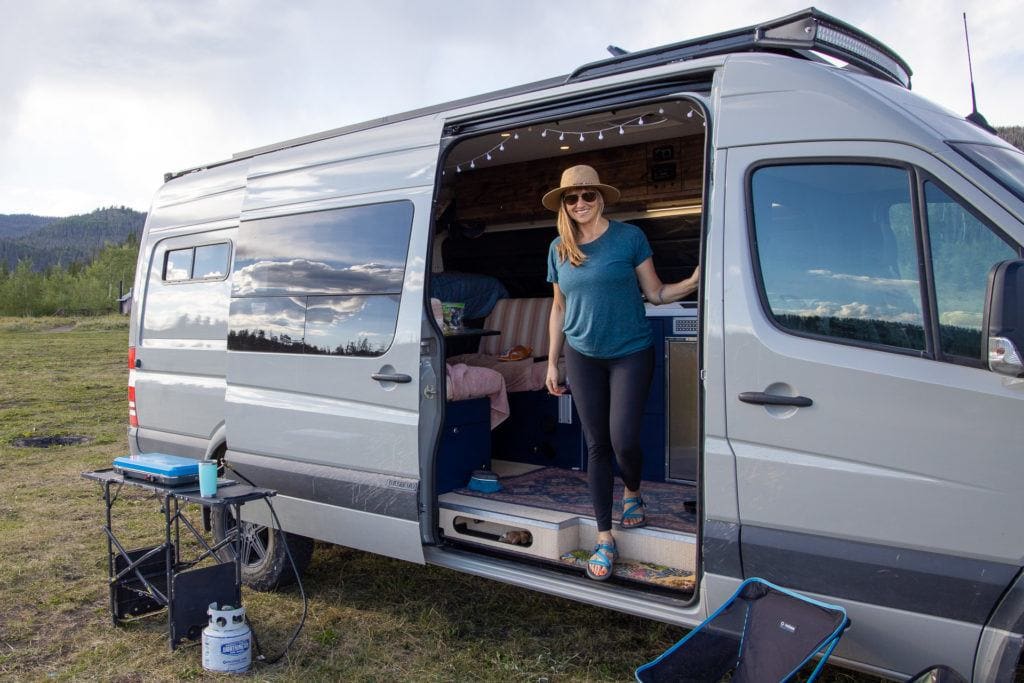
{"left": 738, "top": 392, "right": 813, "bottom": 407}
{"left": 372, "top": 372, "right": 412, "bottom": 383}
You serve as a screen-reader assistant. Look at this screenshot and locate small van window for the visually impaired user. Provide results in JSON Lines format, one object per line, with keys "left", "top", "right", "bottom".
{"left": 193, "top": 243, "right": 231, "bottom": 279}
{"left": 925, "top": 182, "right": 1019, "bottom": 359}
{"left": 163, "top": 242, "right": 231, "bottom": 282}
{"left": 165, "top": 248, "right": 193, "bottom": 282}
{"left": 751, "top": 164, "right": 925, "bottom": 351}
{"left": 228, "top": 201, "right": 413, "bottom": 357}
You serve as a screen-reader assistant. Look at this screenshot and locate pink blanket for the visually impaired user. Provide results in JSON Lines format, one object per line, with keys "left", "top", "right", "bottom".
{"left": 445, "top": 363, "right": 509, "bottom": 429}
{"left": 448, "top": 353, "right": 565, "bottom": 393}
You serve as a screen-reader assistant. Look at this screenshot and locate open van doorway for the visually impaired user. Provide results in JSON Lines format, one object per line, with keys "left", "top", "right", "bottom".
{"left": 426, "top": 97, "right": 707, "bottom": 596}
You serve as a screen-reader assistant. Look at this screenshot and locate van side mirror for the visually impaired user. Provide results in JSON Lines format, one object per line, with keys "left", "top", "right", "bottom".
{"left": 983, "top": 259, "right": 1024, "bottom": 377}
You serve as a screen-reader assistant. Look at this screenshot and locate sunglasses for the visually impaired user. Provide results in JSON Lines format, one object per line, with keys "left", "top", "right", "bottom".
{"left": 562, "top": 190, "right": 599, "bottom": 206}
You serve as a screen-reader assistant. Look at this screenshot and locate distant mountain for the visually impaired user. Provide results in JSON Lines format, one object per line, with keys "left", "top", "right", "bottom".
{"left": 0, "top": 207, "right": 145, "bottom": 271}
{"left": 0, "top": 214, "right": 59, "bottom": 240}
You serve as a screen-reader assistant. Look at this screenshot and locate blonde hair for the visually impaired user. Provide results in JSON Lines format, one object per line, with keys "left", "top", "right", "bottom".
{"left": 554, "top": 189, "right": 603, "bottom": 267}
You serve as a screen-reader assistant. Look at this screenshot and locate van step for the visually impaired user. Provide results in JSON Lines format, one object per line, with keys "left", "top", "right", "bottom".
{"left": 438, "top": 493, "right": 696, "bottom": 587}
{"left": 560, "top": 549, "right": 695, "bottom": 591}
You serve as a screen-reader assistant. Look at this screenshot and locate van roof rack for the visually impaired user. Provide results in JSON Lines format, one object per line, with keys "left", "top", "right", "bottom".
{"left": 568, "top": 7, "right": 912, "bottom": 89}
{"left": 166, "top": 7, "right": 910, "bottom": 181}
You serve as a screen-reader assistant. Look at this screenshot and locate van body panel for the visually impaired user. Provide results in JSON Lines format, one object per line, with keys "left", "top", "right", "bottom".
{"left": 798, "top": 589, "right": 983, "bottom": 681}
{"left": 132, "top": 225, "right": 236, "bottom": 453}
{"left": 244, "top": 116, "right": 444, "bottom": 182}
{"left": 716, "top": 55, "right": 936, "bottom": 150}
{"left": 148, "top": 185, "right": 245, "bottom": 233}
{"left": 154, "top": 162, "right": 247, "bottom": 208}
{"left": 133, "top": 427, "right": 210, "bottom": 460}
{"left": 224, "top": 382, "right": 418, "bottom": 474}
{"left": 242, "top": 147, "right": 440, "bottom": 215}
{"left": 846, "top": 71, "right": 1007, "bottom": 145}
{"left": 223, "top": 121, "right": 442, "bottom": 562}
{"left": 241, "top": 493, "right": 425, "bottom": 564}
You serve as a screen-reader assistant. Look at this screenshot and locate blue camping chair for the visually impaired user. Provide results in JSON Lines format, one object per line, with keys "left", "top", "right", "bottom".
{"left": 636, "top": 578, "right": 850, "bottom": 683}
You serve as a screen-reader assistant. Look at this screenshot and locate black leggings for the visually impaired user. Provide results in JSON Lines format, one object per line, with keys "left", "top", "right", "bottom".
{"left": 564, "top": 344, "right": 654, "bottom": 532}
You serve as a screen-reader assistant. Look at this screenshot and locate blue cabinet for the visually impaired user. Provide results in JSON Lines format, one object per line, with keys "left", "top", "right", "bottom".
{"left": 436, "top": 398, "right": 492, "bottom": 493}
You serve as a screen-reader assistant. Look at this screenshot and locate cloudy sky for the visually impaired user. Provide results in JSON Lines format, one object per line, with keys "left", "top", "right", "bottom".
{"left": 1, "top": 0, "right": 1021, "bottom": 217}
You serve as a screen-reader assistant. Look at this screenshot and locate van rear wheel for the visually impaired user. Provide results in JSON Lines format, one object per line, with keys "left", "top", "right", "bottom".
{"left": 210, "top": 506, "right": 314, "bottom": 591}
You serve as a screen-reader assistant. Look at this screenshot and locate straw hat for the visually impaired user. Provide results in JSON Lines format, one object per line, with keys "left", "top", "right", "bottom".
{"left": 541, "top": 165, "right": 621, "bottom": 212}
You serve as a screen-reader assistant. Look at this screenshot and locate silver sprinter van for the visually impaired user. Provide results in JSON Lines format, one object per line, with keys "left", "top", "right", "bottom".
{"left": 127, "top": 9, "right": 1024, "bottom": 679}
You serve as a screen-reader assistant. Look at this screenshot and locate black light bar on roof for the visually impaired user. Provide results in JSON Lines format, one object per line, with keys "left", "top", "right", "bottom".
{"left": 568, "top": 7, "right": 913, "bottom": 89}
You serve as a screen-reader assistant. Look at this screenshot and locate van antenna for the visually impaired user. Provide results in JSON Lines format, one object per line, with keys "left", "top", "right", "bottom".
{"left": 962, "top": 13, "right": 997, "bottom": 134}
{"left": 607, "top": 45, "right": 629, "bottom": 57}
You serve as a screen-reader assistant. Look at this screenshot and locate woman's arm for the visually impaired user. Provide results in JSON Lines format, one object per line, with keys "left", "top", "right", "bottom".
{"left": 636, "top": 258, "right": 700, "bottom": 304}
{"left": 546, "top": 283, "right": 567, "bottom": 395}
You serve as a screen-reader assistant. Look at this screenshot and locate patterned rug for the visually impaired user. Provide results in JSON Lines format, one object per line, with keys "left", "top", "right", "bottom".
{"left": 560, "top": 550, "right": 696, "bottom": 591}
{"left": 455, "top": 467, "right": 697, "bottom": 534}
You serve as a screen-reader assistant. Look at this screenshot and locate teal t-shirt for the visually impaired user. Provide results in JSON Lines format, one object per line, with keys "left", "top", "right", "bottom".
{"left": 547, "top": 221, "right": 653, "bottom": 359}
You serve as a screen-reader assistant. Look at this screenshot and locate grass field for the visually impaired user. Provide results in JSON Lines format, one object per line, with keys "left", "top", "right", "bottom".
{"left": 0, "top": 316, "right": 883, "bottom": 681}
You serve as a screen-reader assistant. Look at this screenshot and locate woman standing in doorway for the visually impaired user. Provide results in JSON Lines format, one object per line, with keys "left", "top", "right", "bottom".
{"left": 544, "top": 165, "right": 699, "bottom": 581}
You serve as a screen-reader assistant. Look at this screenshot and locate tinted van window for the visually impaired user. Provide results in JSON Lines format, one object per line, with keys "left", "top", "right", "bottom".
{"left": 925, "top": 182, "right": 1019, "bottom": 359}
{"left": 228, "top": 201, "right": 413, "bottom": 356}
{"left": 165, "top": 248, "right": 193, "bottom": 282}
{"left": 751, "top": 164, "right": 925, "bottom": 351}
{"left": 193, "top": 243, "right": 231, "bottom": 279}
{"left": 232, "top": 202, "right": 412, "bottom": 298}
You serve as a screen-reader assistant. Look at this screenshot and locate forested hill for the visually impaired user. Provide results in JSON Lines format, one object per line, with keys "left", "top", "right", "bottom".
{"left": 0, "top": 214, "right": 59, "bottom": 240}
{"left": 997, "top": 126, "right": 1023, "bottom": 151}
{"left": 0, "top": 207, "right": 145, "bottom": 271}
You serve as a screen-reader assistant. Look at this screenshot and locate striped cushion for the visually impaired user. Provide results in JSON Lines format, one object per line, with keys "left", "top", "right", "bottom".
{"left": 479, "top": 298, "right": 554, "bottom": 357}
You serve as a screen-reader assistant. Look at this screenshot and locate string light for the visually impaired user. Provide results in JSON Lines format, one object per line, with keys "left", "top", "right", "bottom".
{"left": 449, "top": 112, "right": 669, "bottom": 173}
{"left": 451, "top": 129, "right": 523, "bottom": 173}
{"left": 539, "top": 114, "right": 665, "bottom": 143}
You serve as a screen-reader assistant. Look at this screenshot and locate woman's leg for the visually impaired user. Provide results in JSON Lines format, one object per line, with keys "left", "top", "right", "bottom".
{"left": 563, "top": 345, "right": 615, "bottom": 533}
{"left": 608, "top": 346, "right": 655, "bottom": 496}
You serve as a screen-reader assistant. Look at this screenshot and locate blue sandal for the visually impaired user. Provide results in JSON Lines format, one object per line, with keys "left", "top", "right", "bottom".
{"left": 585, "top": 541, "right": 617, "bottom": 582}
{"left": 620, "top": 495, "right": 648, "bottom": 529}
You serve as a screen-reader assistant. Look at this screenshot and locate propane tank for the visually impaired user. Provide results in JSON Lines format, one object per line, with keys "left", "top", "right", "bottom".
{"left": 202, "top": 602, "right": 251, "bottom": 674}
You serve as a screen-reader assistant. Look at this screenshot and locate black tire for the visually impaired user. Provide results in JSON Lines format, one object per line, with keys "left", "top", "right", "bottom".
{"left": 210, "top": 505, "right": 314, "bottom": 591}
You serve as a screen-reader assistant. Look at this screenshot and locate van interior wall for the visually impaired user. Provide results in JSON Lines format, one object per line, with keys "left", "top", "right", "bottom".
{"left": 439, "top": 134, "right": 704, "bottom": 296}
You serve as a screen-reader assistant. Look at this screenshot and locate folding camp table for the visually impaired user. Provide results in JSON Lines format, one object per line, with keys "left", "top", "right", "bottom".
{"left": 82, "top": 469, "right": 275, "bottom": 650}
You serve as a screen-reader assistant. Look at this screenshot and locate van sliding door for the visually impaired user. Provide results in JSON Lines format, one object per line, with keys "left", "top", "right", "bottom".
{"left": 223, "top": 117, "right": 443, "bottom": 563}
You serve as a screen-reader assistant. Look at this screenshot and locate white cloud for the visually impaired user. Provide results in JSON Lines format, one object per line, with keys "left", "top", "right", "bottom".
{"left": 0, "top": 0, "right": 1020, "bottom": 216}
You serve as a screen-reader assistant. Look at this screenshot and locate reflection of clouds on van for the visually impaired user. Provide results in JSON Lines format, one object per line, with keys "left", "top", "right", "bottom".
{"left": 232, "top": 258, "right": 404, "bottom": 297}
{"left": 232, "top": 201, "right": 414, "bottom": 298}
{"left": 230, "top": 296, "right": 305, "bottom": 333}
{"left": 304, "top": 294, "right": 399, "bottom": 356}
{"left": 143, "top": 280, "right": 231, "bottom": 340}
{"left": 806, "top": 269, "right": 918, "bottom": 289}
{"left": 227, "top": 294, "right": 399, "bottom": 356}
{"left": 939, "top": 309, "right": 983, "bottom": 330}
